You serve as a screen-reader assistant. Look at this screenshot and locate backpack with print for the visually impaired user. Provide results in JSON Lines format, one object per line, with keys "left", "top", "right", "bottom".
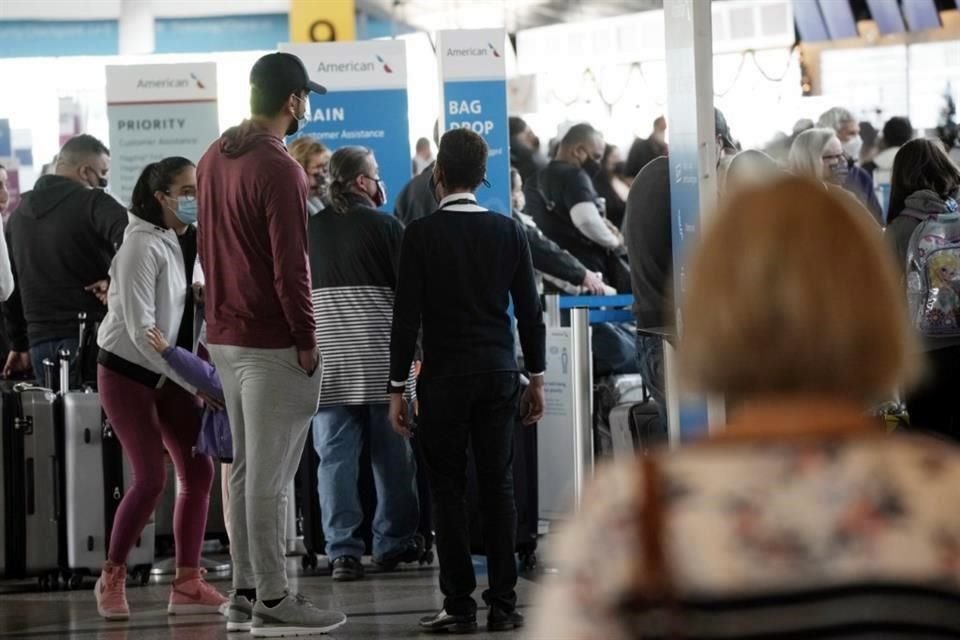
{"left": 905, "top": 198, "right": 960, "bottom": 336}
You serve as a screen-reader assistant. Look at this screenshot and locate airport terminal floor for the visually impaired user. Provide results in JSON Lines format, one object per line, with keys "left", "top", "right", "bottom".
{"left": 0, "top": 554, "right": 543, "bottom": 639}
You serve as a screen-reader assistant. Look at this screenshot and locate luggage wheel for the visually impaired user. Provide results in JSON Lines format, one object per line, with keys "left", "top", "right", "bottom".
{"left": 131, "top": 565, "right": 152, "bottom": 586}
{"left": 419, "top": 550, "right": 435, "bottom": 566}
{"left": 67, "top": 572, "right": 84, "bottom": 590}
{"left": 518, "top": 551, "right": 537, "bottom": 573}
{"left": 37, "top": 572, "right": 59, "bottom": 591}
{"left": 301, "top": 553, "right": 318, "bottom": 572}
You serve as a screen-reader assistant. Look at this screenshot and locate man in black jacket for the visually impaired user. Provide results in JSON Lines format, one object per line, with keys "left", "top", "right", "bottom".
{"left": 388, "top": 128, "right": 546, "bottom": 635}
{"left": 2, "top": 134, "right": 127, "bottom": 382}
{"left": 623, "top": 108, "right": 735, "bottom": 419}
{"left": 510, "top": 167, "right": 606, "bottom": 295}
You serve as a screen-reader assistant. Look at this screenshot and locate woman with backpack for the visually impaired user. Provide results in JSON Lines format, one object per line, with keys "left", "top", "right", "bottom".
{"left": 887, "top": 138, "right": 960, "bottom": 440}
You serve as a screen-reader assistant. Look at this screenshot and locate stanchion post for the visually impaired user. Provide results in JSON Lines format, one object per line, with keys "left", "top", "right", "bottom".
{"left": 570, "top": 307, "right": 593, "bottom": 507}
{"left": 545, "top": 294, "right": 561, "bottom": 328}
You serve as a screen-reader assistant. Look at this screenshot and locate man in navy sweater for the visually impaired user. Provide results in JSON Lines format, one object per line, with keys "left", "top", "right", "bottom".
{"left": 388, "top": 128, "right": 546, "bottom": 634}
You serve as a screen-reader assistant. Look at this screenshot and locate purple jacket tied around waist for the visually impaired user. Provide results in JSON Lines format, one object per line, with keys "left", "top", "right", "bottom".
{"left": 162, "top": 346, "right": 233, "bottom": 462}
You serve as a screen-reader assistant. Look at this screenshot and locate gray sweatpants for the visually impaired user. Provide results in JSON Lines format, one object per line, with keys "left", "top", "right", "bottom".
{"left": 208, "top": 345, "right": 322, "bottom": 600}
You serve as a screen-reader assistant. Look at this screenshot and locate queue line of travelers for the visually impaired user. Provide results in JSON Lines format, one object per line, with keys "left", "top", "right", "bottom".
{"left": 4, "top": 47, "right": 960, "bottom": 637}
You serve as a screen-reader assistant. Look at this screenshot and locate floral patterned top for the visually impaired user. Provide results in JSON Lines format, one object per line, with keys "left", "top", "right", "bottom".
{"left": 529, "top": 402, "right": 960, "bottom": 639}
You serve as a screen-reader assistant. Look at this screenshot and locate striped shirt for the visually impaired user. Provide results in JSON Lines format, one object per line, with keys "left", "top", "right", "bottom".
{"left": 308, "top": 196, "right": 405, "bottom": 407}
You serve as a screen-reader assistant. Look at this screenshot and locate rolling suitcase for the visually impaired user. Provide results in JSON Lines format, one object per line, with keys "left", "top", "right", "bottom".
{"left": 15, "top": 368, "right": 65, "bottom": 588}
{"left": 608, "top": 393, "right": 666, "bottom": 456}
{"left": 61, "top": 383, "right": 154, "bottom": 587}
{"left": 61, "top": 317, "right": 154, "bottom": 587}
{"left": 594, "top": 374, "right": 648, "bottom": 457}
{"left": 0, "top": 379, "right": 56, "bottom": 583}
{"left": 155, "top": 460, "right": 229, "bottom": 555}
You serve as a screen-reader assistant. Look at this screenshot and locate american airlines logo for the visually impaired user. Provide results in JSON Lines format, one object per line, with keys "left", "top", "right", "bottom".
{"left": 317, "top": 55, "right": 394, "bottom": 74}
{"left": 135, "top": 73, "right": 206, "bottom": 90}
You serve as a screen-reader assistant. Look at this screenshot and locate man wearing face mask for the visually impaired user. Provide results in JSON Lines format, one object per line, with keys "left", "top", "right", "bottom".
{"left": 306, "top": 146, "right": 423, "bottom": 583}
{"left": 197, "top": 52, "right": 347, "bottom": 637}
{"left": 817, "top": 107, "right": 883, "bottom": 224}
{"left": 2, "top": 134, "right": 127, "bottom": 385}
{"left": 527, "top": 123, "right": 629, "bottom": 292}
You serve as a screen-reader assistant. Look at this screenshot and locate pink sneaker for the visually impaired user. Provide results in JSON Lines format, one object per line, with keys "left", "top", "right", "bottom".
{"left": 167, "top": 570, "right": 229, "bottom": 616}
{"left": 95, "top": 563, "right": 130, "bottom": 621}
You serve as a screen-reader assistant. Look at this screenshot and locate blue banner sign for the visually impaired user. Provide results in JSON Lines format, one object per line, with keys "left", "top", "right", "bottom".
{"left": 282, "top": 40, "right": 411, "bottom": 214}
{"left": 436, "top": 30, "right": 511, "bottom": 217}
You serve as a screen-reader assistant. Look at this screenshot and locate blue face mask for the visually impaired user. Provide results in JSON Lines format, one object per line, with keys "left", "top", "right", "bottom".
{"left": 173, "top": 196, "right": 198, "bottom": 225}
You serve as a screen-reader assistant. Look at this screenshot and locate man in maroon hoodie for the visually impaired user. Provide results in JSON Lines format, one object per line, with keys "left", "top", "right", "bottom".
{"left": 197, "top": 52, "right": 346, "bottom": 636}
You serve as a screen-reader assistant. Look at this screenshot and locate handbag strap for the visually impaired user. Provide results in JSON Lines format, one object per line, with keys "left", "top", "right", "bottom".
{"left": 638, "top": 455, "right": 672, "bottom": 602}
{"left": 617, "top": 455, "right": 683, "bottom": 639}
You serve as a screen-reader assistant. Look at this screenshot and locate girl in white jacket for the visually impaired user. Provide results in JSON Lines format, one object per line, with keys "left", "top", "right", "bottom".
{"left": 94, "top": 157, "right": 227, "bottom": 621}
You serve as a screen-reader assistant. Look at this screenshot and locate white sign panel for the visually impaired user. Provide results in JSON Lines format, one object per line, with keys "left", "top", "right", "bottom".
{"left": 106, "top": 63, "right": 219, "bottom": 206}
{"left": 538, "top": 328, "right": 577, "bottom": 520}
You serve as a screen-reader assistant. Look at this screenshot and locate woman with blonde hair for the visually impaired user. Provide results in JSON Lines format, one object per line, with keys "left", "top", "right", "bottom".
{"left": 789, "top": 128, "right": 876, "bottom": 223}
{"left": 530, "top": 177, "right": 960, "bottom": 638}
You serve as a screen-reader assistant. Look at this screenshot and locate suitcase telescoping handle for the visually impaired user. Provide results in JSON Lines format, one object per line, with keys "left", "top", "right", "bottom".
{"left": 77, "top": 312, "right": 87, "bottom": 381}
{"left": 42, "top": 358, "right": 56, "bottom": 391}
{"left": 58, "top": 349, "right": 70, "bottom": 395}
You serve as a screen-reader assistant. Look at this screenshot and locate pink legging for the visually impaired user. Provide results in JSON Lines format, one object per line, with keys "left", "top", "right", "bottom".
{"left": 99, "top": 365, "right": 214, "bottom": 568}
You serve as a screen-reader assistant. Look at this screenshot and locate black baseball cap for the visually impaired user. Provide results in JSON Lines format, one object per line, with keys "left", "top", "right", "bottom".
{"left": 250, "top": 52, "right": 327, "bottom": 100}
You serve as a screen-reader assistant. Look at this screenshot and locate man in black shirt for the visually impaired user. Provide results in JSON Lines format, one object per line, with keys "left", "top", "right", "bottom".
{"left": 528, "top": 123, "right": 629, "bottom": 292}
{"left": 3, "top": 134, "right": 127, "bottom": 383}
{"left": 509, "top": 116, "right": 546, "bottom": 184}
{"left": 389, "top": 128, "right": 546, "bottom": 634}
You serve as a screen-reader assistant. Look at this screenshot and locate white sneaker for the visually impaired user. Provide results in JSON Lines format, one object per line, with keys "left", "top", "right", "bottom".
{"left": 226, "top": 593, "right": 254, "bottom": 633}
{"left": 251, "top": 593, "right": 347, "bottom": 637}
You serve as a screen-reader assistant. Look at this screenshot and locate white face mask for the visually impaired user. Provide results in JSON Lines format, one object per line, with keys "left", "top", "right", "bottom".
{"left": 843, "top": 135, "right": 863, "bottom": 161}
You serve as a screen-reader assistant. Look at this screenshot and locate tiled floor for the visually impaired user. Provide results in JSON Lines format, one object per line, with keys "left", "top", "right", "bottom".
{"left": 0, "top": 556, "right": 541, "bottom": 639}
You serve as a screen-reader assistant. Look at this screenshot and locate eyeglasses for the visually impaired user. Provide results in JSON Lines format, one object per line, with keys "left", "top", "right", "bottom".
{"left": 821, "top": 153, "right": 845, "bottom": 162}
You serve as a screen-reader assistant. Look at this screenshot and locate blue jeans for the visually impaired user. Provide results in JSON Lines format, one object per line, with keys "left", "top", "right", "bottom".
{"left": 312, "top": 404, "right": 420, "bottom": 561}
{"left": 636, "top": 333, "right": 666, "bottom": 423}
{"left": 30, "top": 337, "right": 79, "bottom": 391}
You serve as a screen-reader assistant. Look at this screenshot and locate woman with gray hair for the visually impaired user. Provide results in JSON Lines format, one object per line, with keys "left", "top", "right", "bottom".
{"left": 788, "top": 128, "right": 875, "bottom": 222}
{"left": 817, "top": 106, "right": 884, "bottom": 221}
{"left": 305, "top": 146, "right": 423, "bottom": 582}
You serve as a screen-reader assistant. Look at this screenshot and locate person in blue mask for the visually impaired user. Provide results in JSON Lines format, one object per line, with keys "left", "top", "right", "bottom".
{"left": 95, "top": 157, "right": 228, "bottom": 622}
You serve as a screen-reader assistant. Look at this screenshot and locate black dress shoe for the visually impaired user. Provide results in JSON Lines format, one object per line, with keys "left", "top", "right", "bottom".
{"left": 419, "top": 609, "right": 478, "bottom": 634}
{"left": 374, "top": 534, "right": 425, "bottom": 571}
{"left": 487, "top": 606, "right": 524, "bottom": 632}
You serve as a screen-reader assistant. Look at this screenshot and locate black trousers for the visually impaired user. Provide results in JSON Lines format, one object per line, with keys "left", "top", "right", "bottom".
{"left": 906, "top": 345, "right": 960, "bottom": 441}
{"left": 417, "top": 371, "right": 520, "bottom": 616}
